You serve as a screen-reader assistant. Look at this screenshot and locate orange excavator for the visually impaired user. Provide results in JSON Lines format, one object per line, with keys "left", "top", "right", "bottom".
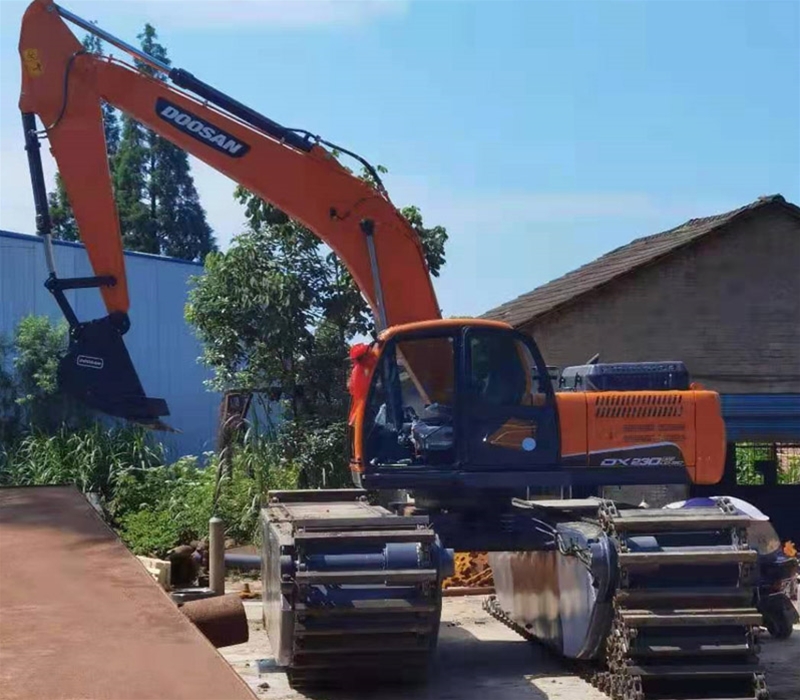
{"left": 17, "top": 3, "right": 779, "bottom": 698}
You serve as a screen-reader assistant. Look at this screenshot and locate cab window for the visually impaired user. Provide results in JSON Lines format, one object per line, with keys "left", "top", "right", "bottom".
{"left": 468, "top": 331, "right": 544, "bottom": 406}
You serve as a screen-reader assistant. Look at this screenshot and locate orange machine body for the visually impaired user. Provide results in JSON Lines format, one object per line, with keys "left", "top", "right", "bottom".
{"left": 18, "top": 0, "right": 726, "bottom": 488}
{"left": 555, "top": 390, "right": 726, "bottom": 484}
{"left": 347, "top": 321, "right": 726, "bottom": 485}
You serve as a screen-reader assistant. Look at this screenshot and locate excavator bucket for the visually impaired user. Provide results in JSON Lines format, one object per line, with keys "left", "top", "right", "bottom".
{"left": 58, "top": 316, "right": 170, "bottom": 427}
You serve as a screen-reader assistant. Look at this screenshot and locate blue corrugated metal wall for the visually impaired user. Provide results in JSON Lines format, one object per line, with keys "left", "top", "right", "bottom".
{"left": 0, "top": 230, "right": 221, "bottom": 459}
{"left": 720, "top": 394, "right": 800, "bottom": 442}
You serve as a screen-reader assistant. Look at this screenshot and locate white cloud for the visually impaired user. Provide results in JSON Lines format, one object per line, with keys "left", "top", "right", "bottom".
{"left": 42, "top": 0, "right": 410, "bottom": 30}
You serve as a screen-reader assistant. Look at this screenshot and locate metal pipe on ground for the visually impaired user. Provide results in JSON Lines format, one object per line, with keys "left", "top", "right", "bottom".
{"left": 180, "top": 594, "right": 249, "bottom": 648}
{"left": 225, "top": 553, "right": 261, "bottom": 571}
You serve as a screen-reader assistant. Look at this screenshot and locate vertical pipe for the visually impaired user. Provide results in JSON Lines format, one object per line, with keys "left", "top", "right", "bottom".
{"left": 361, "top": 219, "right": 388, "bottom": 332}
{"left": 209, "top": 517, "right": 225, "bottom": 595}
{"left": 21, "top": 112, "right": 58, "bottom": 276}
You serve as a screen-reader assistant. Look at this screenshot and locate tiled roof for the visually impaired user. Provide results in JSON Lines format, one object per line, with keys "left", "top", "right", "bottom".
{"left": 482, "top": 194, "right": 799, "bottom": 327}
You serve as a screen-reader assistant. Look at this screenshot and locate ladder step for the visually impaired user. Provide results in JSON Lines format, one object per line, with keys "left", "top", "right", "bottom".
{"left": 621, "top": 609, "right": 763, "bottom": 627}
{"left": 612, "top": 513, "right": 752, "bottom": 531}
{"left": 628, "top": 663, "right": 762, "bottom": 679}
{"left": 295, "top": 637, "right": 433, "bottom": 655}
{"left": 295, "top": 568, "right": 438, "bottom": 585}
{"left": 295, "top": 623, "right": 434, "bottom": 637}
{"left": 294, "top": 529, "right": 434, "bottom": 544}
{"left": 618, "top": 549, "right": 757, "bottom": 567}
{"left": 295, "top": 599, "right": 437, "bottom": 616}
{"left": 617, "top": 587, "right": 754, "bottom": 607}
{"left": 631, "top": 641, "right": 754, "bottom": 658}
{"left": 288, "top": 653, "right": 430, "bottom": 671}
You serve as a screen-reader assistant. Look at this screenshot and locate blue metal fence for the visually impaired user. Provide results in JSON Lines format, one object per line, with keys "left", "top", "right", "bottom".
{"left": 720, "top": 394, "right": 800, "bottom": 442}
{"left": 0, "top": 229, "right": 221, "bottom": 459}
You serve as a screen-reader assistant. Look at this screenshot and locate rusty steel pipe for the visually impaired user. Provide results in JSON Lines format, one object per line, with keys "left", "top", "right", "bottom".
{"left": 180, "top": 594, "right": 249, "bottom": 648}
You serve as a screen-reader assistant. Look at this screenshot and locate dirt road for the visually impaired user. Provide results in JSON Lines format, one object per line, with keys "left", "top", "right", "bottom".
{"left": 219, "top": 596, "right": 800, "bottom": 700}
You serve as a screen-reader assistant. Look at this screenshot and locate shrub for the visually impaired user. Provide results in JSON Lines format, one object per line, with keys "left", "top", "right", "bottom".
{"left": 268, "top": 419, "right": 351, "bottom": 490}
{"left": 0, "top": 423, "right": 164, "bottom": 499}
{"left": 117, "top": 508, "right": 183, "bottom": 558}
{"left": 0, "top": 334, "right": 20, "bottom": 442}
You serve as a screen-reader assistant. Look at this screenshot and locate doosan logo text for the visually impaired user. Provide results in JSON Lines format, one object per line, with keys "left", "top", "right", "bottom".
{"left": 156, "top": 98, "right": 250, "bottom": 157}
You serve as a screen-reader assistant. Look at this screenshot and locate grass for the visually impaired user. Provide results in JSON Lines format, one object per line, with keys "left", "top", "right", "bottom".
{"left": 0, "top": 422, "right": 301, "bottom": 558}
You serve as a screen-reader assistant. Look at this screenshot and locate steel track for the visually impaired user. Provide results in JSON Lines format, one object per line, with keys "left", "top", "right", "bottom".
{"left": 485, "top": 498, "right": 770, "bottom": 700}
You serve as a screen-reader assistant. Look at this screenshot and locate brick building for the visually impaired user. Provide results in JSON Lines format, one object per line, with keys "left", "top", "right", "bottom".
{"left": 482, "top": 194, "right": 800, "bottom": 395}
{"left": 482, "top": 195, "right": 800, "bottom": 521}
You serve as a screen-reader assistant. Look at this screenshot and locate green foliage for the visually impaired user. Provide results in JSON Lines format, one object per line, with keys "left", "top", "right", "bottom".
{"left": 48, "top": 31, "right": 120, "bottom": 242}
{"left": 0, "top": 335, "right": 21, "bottom": 442}
{"left": 10, "top": 315, "right": 87, "bottom": 431}
{"left": 735, "top": 443, "right": 800, "bottom": 485}
{"left": 0, "top": 422, "right": 300, "bottom": 558}
{"left": 272, "top": 420, "right": 351, "bottom": 489}
{"left": 112, "top": 24, "right": 216, "bottom": 261}
{"left": 117, "top": 509, "right": 182, "bottom": 558}
{"left": 113, "top": 441, "right": 300, "bottom": 555}
{"left": 47, "top": 173, "right": 78, "bottom": 241}
{"left": 185, "top": 222, "right": 321, "bottom": 396}
{"left": 783, "top": 454, "right": 800, "bottom": 484}
{"left": 48, "top": 25, "right": 216, "bottom": 261}
{"left": 114, "top": 114, "right": 157, "bottom": 253}
{"left": 0, "top": 423, "right": 164, "bottom": 496}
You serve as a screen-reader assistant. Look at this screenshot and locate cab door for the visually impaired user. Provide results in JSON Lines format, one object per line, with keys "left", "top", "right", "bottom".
{"left": 461, "top": 327, "right": 559, "bottom": 469}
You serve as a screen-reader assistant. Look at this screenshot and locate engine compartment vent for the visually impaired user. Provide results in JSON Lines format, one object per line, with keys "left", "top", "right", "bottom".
{"left": 558, "top": 361, "right": 690, "bottom": 392}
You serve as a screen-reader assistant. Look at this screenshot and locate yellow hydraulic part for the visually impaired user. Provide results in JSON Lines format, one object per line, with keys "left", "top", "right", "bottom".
{"left": 442, "top": 551, "right": 494, "bottom": 589}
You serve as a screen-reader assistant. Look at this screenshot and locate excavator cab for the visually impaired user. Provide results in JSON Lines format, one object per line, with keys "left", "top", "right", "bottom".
{"left": 354, "top": 321, "right": 560, "bottom": 486}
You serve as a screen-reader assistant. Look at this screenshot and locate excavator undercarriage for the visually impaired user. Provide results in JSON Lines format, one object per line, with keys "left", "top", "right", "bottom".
{"left": 486, "top": 498, "right": 770, "bottom": 700}
{"left": 262, "top": 491, "right": 773, "bottom": 700}
{"left": 260, "top": 490, "right": 452, "bottom": 688}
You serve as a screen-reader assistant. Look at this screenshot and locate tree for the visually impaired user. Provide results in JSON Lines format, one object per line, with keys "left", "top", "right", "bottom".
{"left": 112, "top": 24, "right": 216, "bottom": 261}
{"left": 48, "top": 31, "right": 120, "bottom": 242}
{"left": 47, "top": 24, "right": 216, "bottom": 261}
{"left": 11, "top": 315, "right": 90, "bottom": 432}
{"left": 186, "top": 162, "right": 448, "bottom": 424}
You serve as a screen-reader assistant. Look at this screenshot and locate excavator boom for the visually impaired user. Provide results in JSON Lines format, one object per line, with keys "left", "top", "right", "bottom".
{"left": 18, "top": 0, "right": 440, "bottom": 422}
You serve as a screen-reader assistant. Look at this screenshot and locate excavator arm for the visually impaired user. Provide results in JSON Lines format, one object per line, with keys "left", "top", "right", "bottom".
{"left": 17, "top": 0, "right": 441, "bottom": 424}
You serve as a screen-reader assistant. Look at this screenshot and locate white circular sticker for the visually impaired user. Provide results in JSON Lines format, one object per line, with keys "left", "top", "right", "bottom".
{"left": 522, "top": 437, "right": 537, "bottom": 451}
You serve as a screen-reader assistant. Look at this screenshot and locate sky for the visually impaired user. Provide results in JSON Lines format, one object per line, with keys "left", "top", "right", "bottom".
{"left": 0, "top": 0, "right": 798, "bottom": 318}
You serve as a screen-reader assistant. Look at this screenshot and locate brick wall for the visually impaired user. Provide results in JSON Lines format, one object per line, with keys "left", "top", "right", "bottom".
{"left": 521, "top": 207, "right": 800, "bottom": 394}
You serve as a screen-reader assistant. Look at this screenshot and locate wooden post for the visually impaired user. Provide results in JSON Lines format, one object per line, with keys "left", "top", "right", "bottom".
{"left": 209, "top": 516, "right": 225, "bottom": 595}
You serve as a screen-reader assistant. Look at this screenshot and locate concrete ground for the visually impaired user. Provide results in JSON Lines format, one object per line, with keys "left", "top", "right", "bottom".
{"left": 219, "top": 592, "right": 800, "bottom": 700}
